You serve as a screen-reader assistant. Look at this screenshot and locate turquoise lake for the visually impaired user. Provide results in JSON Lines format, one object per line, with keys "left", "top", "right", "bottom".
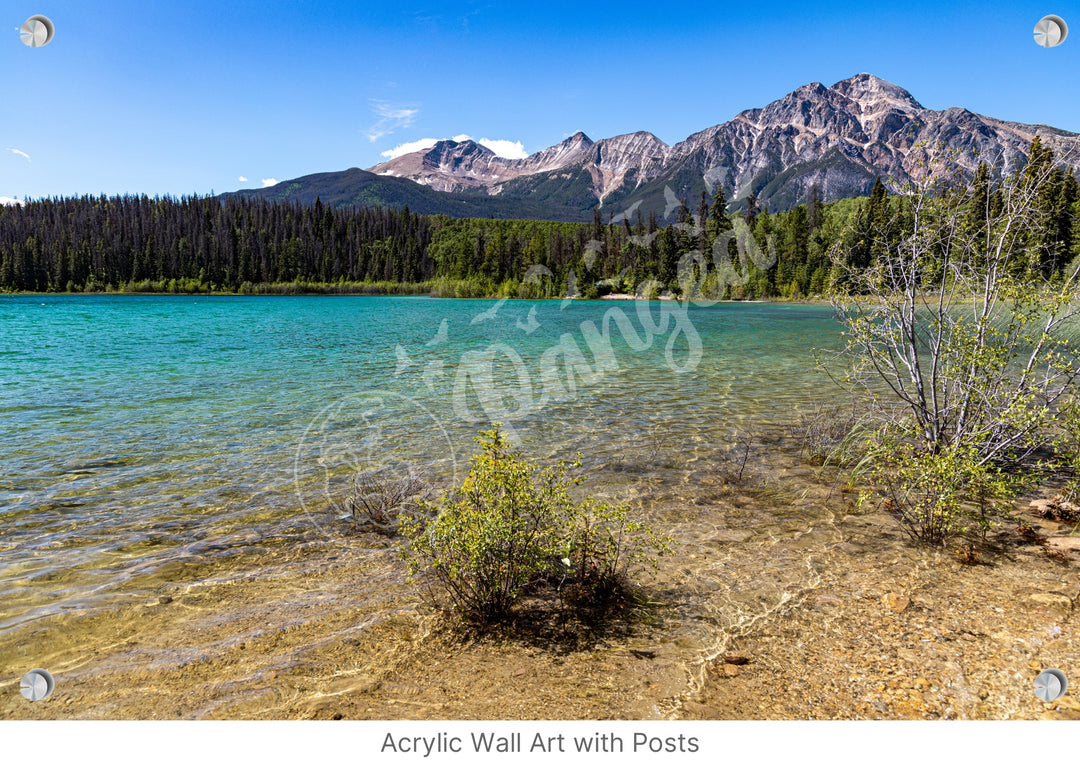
{"left": 0, "top": 294, "right": 845, "bottom": 632}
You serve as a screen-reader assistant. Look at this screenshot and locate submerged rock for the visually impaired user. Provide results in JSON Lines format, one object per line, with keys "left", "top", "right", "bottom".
{"left": 881, "top": 592, "right": 910, "bottom": 613}
{"left": 1029, "top": 498, "right": 1080, "bottom": 521}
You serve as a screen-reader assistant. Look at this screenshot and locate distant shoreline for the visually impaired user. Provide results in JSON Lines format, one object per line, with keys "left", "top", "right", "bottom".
{"left": 0, "top": 288, "right": 833, "bottom": 305}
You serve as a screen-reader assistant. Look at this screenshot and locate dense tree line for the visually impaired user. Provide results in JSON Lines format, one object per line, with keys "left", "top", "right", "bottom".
{"left": 0, "top": 195, "right": 441, "bottom": 293}
{"left": 1, "top": 139, "right": 1076, "bottom": 298}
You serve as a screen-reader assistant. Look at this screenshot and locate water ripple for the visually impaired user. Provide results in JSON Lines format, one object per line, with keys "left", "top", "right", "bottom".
{"left": 0, "top": 294, "right": 844, "bottom": 631}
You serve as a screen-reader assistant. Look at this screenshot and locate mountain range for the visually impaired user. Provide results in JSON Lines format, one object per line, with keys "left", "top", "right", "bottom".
{"left": 232, "top": 73, "right": 1077, "bottom": 222}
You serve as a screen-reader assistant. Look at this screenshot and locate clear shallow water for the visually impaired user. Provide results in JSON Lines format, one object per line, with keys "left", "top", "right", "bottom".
{"left": 0, "top": 294, "right": 845, "bottom": 631}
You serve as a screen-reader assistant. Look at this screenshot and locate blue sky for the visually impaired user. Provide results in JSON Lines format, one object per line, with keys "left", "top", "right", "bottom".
{"left": 2, "top": 1, "right": 1077, "bottom": 200}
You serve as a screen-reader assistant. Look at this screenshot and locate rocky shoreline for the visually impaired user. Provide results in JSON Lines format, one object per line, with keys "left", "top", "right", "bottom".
{"left": 4, "top": 440, "right": 1079, "bottom": 721}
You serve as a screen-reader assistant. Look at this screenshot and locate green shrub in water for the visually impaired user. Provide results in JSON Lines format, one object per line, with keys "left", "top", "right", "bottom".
{"left": 401, "top": 424, "right": 673, "bottom": 624}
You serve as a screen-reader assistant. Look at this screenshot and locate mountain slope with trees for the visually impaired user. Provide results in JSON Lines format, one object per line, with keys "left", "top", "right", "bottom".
{"left": 235, "top": 74, "right": 1078, "bottom": 222}
{"left": 3, "top": 140, "right": 1077, "bottom": 301}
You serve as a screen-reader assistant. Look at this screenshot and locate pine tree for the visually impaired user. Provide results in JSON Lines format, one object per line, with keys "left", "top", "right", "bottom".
{"left": 658, "top": 226, "right": 678, "bottom": 288}
{"left": 745, "top": 191, "right": 760, "bottom": 229}
{"left": 807, "top": 183, "right": 823, "bottom": 232}
{"left": 697, "top": 190, "right": 709, "bottom": 253}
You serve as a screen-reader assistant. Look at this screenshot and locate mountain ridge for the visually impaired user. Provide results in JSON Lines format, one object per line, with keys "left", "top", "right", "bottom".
{"left": 232, "top": 73, "right": 1078, "bottom": 221}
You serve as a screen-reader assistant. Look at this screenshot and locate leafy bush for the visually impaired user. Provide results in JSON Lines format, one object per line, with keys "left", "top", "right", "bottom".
{"left": 638, "top": 279, "right": 662, "bottom": 300}
{"left": 401, "top": 425, "right": 673, "bottom": 624}
{"left": 862, "top": 431, "right": 1026, "bottom": 545}
{"left": 559, "top": 500, "right": 672, "bottom": 611}
{"left": 401, "top": 426, "right": 571, "bottom": 622}
{"left": 827, "top": 141, "right": 1080, "bottom": 547}
{"left": 1052, "top": 395, "right": 1080, "bottom": 502}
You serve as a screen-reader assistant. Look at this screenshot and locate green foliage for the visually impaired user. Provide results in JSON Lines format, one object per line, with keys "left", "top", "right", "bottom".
{"left": 639, "top": 278, "right": 662, "bottom": 300}
{"left": 1052, "top": 395, "right": 1080, "bottom": 501}
{"left": 401, "top": 425, "right": 564, "bottom": 622}
{"left": 560, "top": 499, "right": 673, "bottom": 611}
{"left": 2, "top": 153, "right": 1074, "bottom": 303}
{"left": 828, "top": 139, "right": 1080, "bottom": 546}
{"left": 400, "top": 425, "right": 674, "bottom": 624}
{"left": 429, "top": 275, "right": 496, "bottom": 298}
{"left": 863, "top": 429, "right": 1028, "bottom": 545}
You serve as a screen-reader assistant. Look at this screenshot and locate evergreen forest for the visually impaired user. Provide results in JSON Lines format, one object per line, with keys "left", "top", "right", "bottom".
{"left": 1, "top": 139, "right": 1077, "bottom": 300}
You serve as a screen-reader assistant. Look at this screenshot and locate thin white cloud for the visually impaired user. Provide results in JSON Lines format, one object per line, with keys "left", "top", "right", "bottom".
{"left": 261, "top": 178, "right": 279, "bottom": 188}
{"left": 238, "top": 176, "right": 248, "bottom": 182}
{"left": 5, "top": 147, "right": 30, "bottom": 162}
{"left": 477, "top": 138, "right": 527, "bottom": 159}
{"left": 380, "top": 134, "right": 528, "bottom": 160}
{"left": 0, "top": 196, "right": 23, "bottom": 206}
{"left": 380, "top": 138, "right": 442, "bottom": 159}
{"left": 365, "top": 100, "right": 419, "bottom": 142}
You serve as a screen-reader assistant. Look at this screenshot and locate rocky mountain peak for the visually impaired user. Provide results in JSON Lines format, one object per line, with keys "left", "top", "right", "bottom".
{"left": 351, "top": 73, "right": 1075, "bottom": 216}
{"left": 504, "top": 131, "right": 596, "bottom": 175}
{"left": 595, "top": 131, "right": 667, "bottom": 157}
{"left": 423, "top": 139, "right": 494, "bottom": 165}
{"left": 829, "top": 73, "right": 924, "bottom": 113}
{"left": 543, "top": 131, "right": 595, "bottom": 157}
